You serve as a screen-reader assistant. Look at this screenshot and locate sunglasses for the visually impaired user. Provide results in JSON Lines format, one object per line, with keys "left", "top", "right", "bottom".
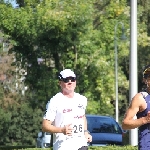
{"left": 62, "top": 77, "right": 76, "bottom": 83}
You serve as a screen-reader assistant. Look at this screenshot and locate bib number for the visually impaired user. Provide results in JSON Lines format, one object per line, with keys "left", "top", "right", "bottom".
{"left": 73, "top": 124, "right": 83, "bottom": 133}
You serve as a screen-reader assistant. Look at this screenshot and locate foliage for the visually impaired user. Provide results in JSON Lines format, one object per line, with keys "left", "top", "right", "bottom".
{"left": 0, "top": 84, "right": 4, "bottom": 100}
{"left": 0, "top": 0, "right": 138, "bottom": 118}
{"left": 0, "top": 0, "right": 95, "bottom": 104}
{"left": 0, "top": 0, "right": 150, "bottom": 146}
{"left": 0, "top": 91, "right": 43, "bottom": 145}
{"left": 0, "top": 146, "right": 138, "bottom": 150}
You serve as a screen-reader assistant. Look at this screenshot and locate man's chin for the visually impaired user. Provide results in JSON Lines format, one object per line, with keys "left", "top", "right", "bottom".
{"left": 65, "top": 89, "right": 74, "bottom": 93}
{"left": 67, "top": 90, "right": 74, "bottom": 93}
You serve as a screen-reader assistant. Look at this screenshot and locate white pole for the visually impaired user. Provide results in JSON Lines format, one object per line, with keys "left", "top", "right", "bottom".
{"left": 114, "top": 22, "right": 125, "bottom": 123}
{"left": 129, "top": 0, "right": 138, "bottom": 146}
{"left": 114, "top": 37, "right": 118, "bottom": 123}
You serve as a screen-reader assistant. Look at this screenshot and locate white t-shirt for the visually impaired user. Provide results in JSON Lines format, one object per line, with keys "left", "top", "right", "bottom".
{"left": 43, "top": 92, "right": 88, "bottom": 150}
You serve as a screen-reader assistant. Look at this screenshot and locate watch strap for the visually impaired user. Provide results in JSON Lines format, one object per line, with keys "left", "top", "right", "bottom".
{"left": 84, "top": 130, "right": 90, "bottom": 134}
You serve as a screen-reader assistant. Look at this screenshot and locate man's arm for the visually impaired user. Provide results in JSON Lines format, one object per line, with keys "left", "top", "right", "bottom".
{"left": 42, "top": 119, "right": 63, "bottom": 133}
{"left": 83, "top": 115, "right": 87, "bottom": 131}
{"left": 42, "top": 119, "right": 73, "bottom": 135}
{"left": 83, "top": 115, "right": 92, "bottom": 142}
{"left": 122, "top": 93, "right": 149, "bottom": 130}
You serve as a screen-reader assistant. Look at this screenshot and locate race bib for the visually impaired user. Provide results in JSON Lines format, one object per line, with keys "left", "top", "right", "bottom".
{"left": 72, "top": 121, "right": 84, "bottom": 137}
{"left": 73, "top": 124, "right": 83, "bottom": 134}
{"left": 65, "top": 120, "right": 87, "bottom": 149}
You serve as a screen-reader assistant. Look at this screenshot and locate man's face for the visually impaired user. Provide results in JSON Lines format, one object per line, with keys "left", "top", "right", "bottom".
{"left": 59, "top": 77, "right": 76, "bottom": 93}
{"left": 143, "top": 75, "right": 150, "bottom": 87}
{"left": 146, "top": 76, "right": 150, "bottom": 82}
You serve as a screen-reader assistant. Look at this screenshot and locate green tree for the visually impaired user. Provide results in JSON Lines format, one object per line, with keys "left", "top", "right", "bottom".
{"left": 0, "top": 91, "right": 43, "bottom": 145}
{"left": 0, "top": 0, "right": 150, "bottom": 145}
{"left": 0, "top": 0, "right": 130, "bottom": 117}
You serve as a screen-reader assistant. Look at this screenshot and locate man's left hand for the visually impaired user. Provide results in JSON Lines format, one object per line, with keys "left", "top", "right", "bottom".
{"left": 85, "top": 132, "right": 92, "bottom": 142}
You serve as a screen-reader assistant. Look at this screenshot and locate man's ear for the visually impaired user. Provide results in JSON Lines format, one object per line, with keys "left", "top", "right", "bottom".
{"left": 58, "top": 81, "right": 61, "bottom": 85}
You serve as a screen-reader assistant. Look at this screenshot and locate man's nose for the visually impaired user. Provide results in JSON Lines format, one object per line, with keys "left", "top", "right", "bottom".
{"left": 68, "top": 79, "right": 73, "bottom": 83}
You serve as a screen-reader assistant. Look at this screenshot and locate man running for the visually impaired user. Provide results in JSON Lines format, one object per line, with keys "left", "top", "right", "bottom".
{"left": 42, "top": 69, "right": 92, "bottom": 150}
{"left": 122, "top": 65, "right": 150, "bottom": 150}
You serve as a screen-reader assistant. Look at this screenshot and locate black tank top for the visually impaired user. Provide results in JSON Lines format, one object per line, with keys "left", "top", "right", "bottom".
{"left": 136, "top": 92, "right": 150, "bottom": 150}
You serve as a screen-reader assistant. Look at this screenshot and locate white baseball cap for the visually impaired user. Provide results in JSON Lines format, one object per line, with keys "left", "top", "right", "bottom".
{"left": 58, "top": 69, "right": 76, "bottom": 80}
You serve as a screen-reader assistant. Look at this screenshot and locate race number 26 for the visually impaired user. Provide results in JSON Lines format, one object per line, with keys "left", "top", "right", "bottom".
{"left": 73, "top": 124, "right": 83, "bottom": 133}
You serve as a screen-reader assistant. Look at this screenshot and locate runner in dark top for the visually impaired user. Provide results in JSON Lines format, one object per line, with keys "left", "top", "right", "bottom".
{"left": 122, "top": 65, "right": 150, "bottom": 150}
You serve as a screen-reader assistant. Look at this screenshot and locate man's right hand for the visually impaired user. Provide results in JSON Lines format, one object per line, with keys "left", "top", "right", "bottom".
{"left": 145, "top": 111, "right": 150, "bottom": 123}
{"left": 61, "top": 124, "right": 73, "bottom": 135}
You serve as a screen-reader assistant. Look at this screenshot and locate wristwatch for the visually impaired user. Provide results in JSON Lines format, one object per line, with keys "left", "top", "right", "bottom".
{"left": 84, "top": 130, "right": 90, "bottom": 134}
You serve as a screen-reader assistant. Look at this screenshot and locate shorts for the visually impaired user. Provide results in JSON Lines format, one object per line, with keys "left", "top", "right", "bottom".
{"left": 78, "top": 146, "right": 88, "bottom": 150}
